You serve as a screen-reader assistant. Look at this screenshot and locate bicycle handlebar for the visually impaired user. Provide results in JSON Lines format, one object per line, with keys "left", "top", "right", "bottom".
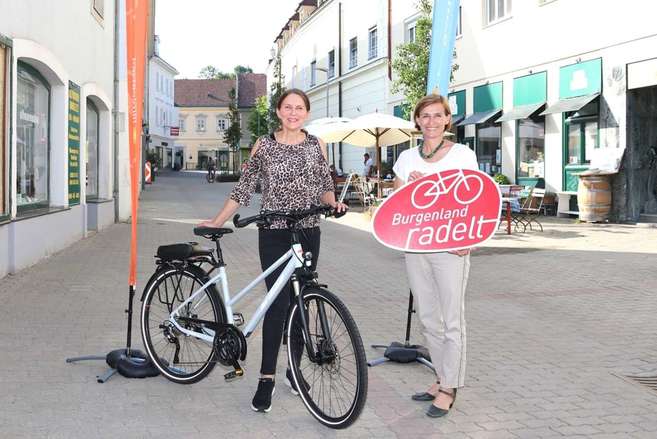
{"left": 233, "top": 205, "right": 346, "bottom": 229}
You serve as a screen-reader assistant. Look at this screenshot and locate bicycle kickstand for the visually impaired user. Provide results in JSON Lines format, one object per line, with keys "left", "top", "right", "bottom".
{"left": 224, "top": 360, "right": 244, "bottom": 382}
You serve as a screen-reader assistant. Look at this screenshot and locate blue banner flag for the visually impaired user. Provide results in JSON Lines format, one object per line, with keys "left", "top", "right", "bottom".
{"left": 426, "top": 0, "right": 460, "bottom": 95}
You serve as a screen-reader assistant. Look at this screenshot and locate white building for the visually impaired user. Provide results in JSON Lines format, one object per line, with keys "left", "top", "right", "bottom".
{"left": 269, "top": 0, "right": 419, "bottom": 175}
{"left": 272, "top": 0, "right": 657, "bottom": 221}
{"left": 0, "top": 0, "right": 134, "bottom": 277}
{"left": 148, "top": 35, "right": 179, "bottom": 169}
{"left": 450, "top": 0, "right": 657, "bottom": 221}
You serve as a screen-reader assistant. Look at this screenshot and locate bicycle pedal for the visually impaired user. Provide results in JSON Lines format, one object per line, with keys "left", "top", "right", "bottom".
{"left": 224, "top": 368, "right": 244, "bottom": 382}
{"left": 233, "top": 313, "right": 244, "bottom": 327}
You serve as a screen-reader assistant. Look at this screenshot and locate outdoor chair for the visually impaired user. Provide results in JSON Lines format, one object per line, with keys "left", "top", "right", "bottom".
{"left": 352, "top": 176, "right": 377, "bottom": 209}
{"left": 514, "top": 187, "right": 546, "bottom": 232}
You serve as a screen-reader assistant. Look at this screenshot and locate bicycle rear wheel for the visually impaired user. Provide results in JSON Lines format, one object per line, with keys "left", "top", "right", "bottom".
{"left": 141, "top": 265, "right": 225, "bottom": 384}
{"left": 286, "top": 287, "right": 368, "bottom": 429}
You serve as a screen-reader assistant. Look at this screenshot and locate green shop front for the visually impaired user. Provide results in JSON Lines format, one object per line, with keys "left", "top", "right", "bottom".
{"left": 495, "top": 71, "right": 547, "bottom": 187}
{"left": 458, "top": 82, "right": 503, "bottom": 175}
{"left": 540, "top": 58, "right": 602, "bottom": 191}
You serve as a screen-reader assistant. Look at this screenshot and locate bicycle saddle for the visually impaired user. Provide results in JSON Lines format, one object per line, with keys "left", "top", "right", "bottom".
{"left": 193, "top": 226, "right": 234, "bottom": 239}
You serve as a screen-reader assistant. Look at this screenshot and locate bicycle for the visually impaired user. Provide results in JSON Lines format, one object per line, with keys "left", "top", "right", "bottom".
{"left": 140, "top": 206, "right": 368, "bottom": 429}
{"left": 411, "top": 168, "right": 484, "bottom": 210}
{"left": 206, "top": 166, "right": 216, "bottom": 183}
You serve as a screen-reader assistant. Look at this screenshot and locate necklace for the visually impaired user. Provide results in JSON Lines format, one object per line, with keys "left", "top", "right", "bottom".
{"left": 418, "top": 139, "right": 446, "bottom": 160}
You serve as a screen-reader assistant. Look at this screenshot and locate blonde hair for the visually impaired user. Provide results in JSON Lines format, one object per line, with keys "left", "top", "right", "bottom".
{"left": 413, "top": 94, "right": 453, "bottom": 132}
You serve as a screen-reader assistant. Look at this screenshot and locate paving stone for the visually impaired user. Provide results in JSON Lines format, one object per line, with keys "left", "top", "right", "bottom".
{"left": 2, "top": 171, "right": 657, "bottom": 438}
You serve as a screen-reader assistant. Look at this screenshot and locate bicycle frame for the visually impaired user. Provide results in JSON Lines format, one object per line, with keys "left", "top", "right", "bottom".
{"left": 168, "top": 242, "right": 306, "bottom": 343}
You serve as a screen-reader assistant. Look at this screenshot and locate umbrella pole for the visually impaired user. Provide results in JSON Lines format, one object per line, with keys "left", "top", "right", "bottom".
{"left": 376, "top": 135, "right": 382, "bottom": 198}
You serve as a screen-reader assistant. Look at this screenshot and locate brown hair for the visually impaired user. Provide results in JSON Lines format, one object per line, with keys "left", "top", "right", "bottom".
{"left": 413, "top": 94, "right": 452, "bottom": 132}
{"left": 277, "top": 88, "right": 311, "bottom": 111}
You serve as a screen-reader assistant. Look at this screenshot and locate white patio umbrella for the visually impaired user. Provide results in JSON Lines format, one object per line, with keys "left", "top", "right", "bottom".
{"left": 313, "top": 112, "right": 416, "bottom": 195}
{"left": 305, "top": 117, "right": 352, "bottom": 141}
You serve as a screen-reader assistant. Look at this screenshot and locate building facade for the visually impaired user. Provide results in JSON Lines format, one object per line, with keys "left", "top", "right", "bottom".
{"left": 148, "top": 46, "right": 178, "bottom": 168}
{"left": 174, "top": 74, "right": 266, "bottom": 172}
{"left": 272, "top": 0, "right": 657, "bottom": 222}
{"left": 449, "top": 0, "right": 657, "bottom": 221}
{"left": 0, "top": 0, "right": 136, "bottom": 278}
{"left": 269, "top": 0, "right": 418, "bottom": 175}
{"left": 148, "top": 37, "right": 179, "bottom": 169}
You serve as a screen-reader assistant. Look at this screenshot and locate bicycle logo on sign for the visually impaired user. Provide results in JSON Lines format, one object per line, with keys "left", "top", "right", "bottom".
{"left": 411, "top": 169, "right": 484, "bottom": 210}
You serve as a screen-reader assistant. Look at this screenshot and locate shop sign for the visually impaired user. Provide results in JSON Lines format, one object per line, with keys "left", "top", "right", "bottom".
{"left": 68, "top": 81, "right": 81, "bottom": 205}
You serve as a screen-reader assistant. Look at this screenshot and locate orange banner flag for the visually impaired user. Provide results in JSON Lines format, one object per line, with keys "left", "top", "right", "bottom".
{"left": 126, "top": 0, "right": 149, "bottom": 287}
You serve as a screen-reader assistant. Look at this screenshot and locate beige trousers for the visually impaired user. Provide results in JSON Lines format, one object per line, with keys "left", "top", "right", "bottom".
{"left": 404, "top": 252, "right": 470, "bottom": 388}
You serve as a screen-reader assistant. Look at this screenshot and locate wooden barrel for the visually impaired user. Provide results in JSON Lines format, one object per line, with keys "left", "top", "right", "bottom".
{"left": 577, "top": 175, "right": 612, "bottom": 222}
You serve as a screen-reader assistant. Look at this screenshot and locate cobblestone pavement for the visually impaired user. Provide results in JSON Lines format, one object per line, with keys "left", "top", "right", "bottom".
{"left": 2, "top": 170, "right": 657, "bottom": 438}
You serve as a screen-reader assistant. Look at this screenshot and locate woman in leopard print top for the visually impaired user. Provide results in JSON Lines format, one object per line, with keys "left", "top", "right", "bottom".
{"left": 229, "top": 131, "right": 334, "bottom": 229}
{"left": 200, "top": 89, "right": 347, "bottom": 413}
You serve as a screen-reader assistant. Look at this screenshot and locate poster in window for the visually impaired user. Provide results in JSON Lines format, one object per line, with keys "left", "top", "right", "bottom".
{"left": 68, "top": 81, "right": 81, "bottom": 205}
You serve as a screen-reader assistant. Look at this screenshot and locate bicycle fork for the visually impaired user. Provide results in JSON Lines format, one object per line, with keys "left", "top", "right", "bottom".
{"left": 291, "top": 275, "right": 335, "bottom": 366}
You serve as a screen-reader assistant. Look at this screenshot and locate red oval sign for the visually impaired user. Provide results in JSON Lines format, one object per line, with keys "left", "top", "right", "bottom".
{"left": 372, "top": 169, "right": 501, "bottom": 252}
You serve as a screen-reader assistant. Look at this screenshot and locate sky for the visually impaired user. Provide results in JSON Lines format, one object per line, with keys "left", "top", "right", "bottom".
{"left": 155, "top": 0, "right": 301, "bottom": 78}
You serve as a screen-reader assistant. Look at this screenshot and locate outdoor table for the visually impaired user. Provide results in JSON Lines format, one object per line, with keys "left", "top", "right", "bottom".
{"left": 502, "top": 196, "right": 520, "bottom": 235}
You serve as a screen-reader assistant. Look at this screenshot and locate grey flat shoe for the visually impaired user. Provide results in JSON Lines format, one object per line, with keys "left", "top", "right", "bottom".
{"left": 426, "top": 388, "right": 456, "bottom": 418}
{"left": 411, "top": 392, "right": 435, "bottom": 401}
{"left": 411, "top": 380, "right": 439, "bottom": 401}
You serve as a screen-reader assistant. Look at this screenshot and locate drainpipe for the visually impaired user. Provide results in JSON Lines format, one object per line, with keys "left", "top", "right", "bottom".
{"left": 338, "top": 1, "right": 343, "bottom": 171}
{"left": 387, "top": 0, "right": 392, "bottom": 80}
{"left": 113, "top": 0, "right": 120, "bottom": 222}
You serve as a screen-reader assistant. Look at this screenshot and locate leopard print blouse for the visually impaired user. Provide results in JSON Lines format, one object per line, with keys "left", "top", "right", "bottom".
{"left": 230, "top": 133, "right": 334, "bottom": 229}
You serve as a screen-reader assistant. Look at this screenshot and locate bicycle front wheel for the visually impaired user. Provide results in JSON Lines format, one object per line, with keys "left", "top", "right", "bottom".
{"left": 286, "top": 287, "right": 368, "bottom": 429}
{"left": 206, "top": 170, "right": 215, "bottom": 183}
{"left": 141, "top": 265, "right": 225, "bottom": 384}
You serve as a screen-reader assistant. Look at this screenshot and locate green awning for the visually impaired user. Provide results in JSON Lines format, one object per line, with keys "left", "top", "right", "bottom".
{"left": 539, "top": 93, "right": 599, "bottom": 115}
{"left": 495, "top": 103, "right": 546, "bottom": 122}
{"left": 457, "top": 109, "right": 502, "bottom": 126}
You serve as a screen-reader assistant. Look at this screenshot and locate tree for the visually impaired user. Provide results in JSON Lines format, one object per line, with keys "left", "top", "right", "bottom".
{"left": 248, "top": 95, "right": 269, "bottom": 144}
{"left": 268, "top": 51, "right": 286, "bottom": 132}
{"left": 391, "top": 0, "right": 459, "bottom": 118}
{"left": 234, "top": 65, "right": 253, "bottom": 76}
{"left": 223, "top": 88, "right": 241, "bottom": 149}
{"left": 198, "top": 65, "right": 234, "bottom": 80}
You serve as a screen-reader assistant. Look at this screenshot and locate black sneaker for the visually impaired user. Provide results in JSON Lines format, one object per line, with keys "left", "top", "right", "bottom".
{"left": 285, "top": 368, "right": 310, "bottom": 396}
{"left": 251, "top": 378, "right": 275, "bottom": 413}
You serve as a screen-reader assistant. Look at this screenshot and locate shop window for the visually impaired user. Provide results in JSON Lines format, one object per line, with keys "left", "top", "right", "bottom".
{"left": 565, "top": 100, "right": 599, "bottom": 165}
{"left": 86, "top": 99, "right": 99, "bottom": 200}
{"left": 16, "top": 62, "right": 50, "bottom": 211}
{"left": 517, "top": 118, "right": 545, "bottom": 180}
{"left": 0, "top": 42, "right": 8, "bottom": 217}
{"left": 475, "top": 121, "right": 501, "bottom": 175}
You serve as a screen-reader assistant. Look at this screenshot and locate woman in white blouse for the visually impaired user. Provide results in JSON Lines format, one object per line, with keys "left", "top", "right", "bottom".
{"left": 393, "top": 94, "right": 478, "bottom": 418}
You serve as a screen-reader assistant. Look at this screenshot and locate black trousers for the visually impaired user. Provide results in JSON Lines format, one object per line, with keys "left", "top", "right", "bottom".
{"left": 258, "top": 227, "right": 320, "bottom": 375}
